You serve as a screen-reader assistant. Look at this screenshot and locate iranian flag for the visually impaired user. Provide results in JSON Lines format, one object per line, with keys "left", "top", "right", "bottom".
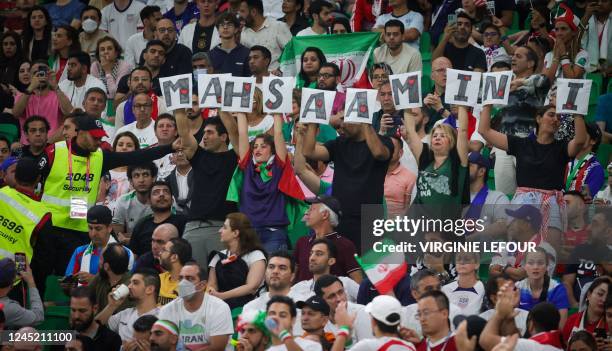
{"left": 279, "top": 32, "right": 380, "bottom": 89}
{"left": 355, "top": 239, "right": 408, "bottom": 295}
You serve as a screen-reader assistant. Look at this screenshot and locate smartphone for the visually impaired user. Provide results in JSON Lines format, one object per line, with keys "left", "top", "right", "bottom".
{"left": 595, "top": 328, "right": 607, "bottom": 339}
{"left": 392, "top": 113, "right": 404, "bottom": 126}
{"left": 14, "top": 252, "right": 26, "bottom": 273}
{"left": 59, "top": 275, "right": 77, "bottom": 284}
{"left": 447, "top": 14, "right": 457, "bottom": 25}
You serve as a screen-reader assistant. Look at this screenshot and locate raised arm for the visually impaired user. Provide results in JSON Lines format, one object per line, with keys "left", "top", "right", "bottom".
{"left": 478, "top": 105, "right": 509, "bottom": 151}
{"left": 402, "top": 109, "right": 424, "bottom": 163}
{"left": 456, "top": 106, "right": 469, "bottom": 167}
{"left": 273, "top": 114, "right": 288, "bottom": 161}
{"left": 219, "top": 111, "right": 239, "bottom": 155}
{"left": 302, "top": 123, "right": 330, "bottom": 161}
{"left": 567, "top": 115, "right": 586, "bottom": 158}
{"left": 363, "top": 124, "right": 391, "bottom": 161}
{"left": 174, "top": 108, "right": 198, "bottom": 160}
{"left": 236, "top": 112, "right": 249, "bottom": 160}
{"left": 294, "top": 123, "right": 322, "bottom": 195}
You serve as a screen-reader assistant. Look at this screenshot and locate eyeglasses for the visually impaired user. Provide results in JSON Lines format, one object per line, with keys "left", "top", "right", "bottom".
{"left": 134, "top": 103, "right": 152, "bottom": 109}
{"left": 483, "top": 32, "right": 499, "bottom": 37}
{"left": 372, "top": 74, "right": 388, "bottom": 80}
{"left": 415, "top": 309, "right": 442, "bottom": 320}
{"left": 318, "top": 73, "right": 336, "bottom": 79}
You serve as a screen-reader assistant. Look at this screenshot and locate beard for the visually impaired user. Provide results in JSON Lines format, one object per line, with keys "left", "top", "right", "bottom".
{"left": 151, "top": 203, "right": 171, "bottom": 213}
{"left": 71, "top": 313, "right": 94, "bottom": 332}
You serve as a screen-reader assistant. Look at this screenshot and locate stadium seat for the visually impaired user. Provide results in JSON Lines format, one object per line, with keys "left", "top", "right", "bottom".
{"left": 420, "top": 32, "right": 431, "bottom": 62}
{"left": 587, "top": 72, "right": 603, "bottom": 105}
{"left": 511, "top": 12, "right": 520, "bottom": 30}
{"left": 597, "top": 144, "right": 611, "bottom": 168}
{"left": 422, "top": 74, "right": 433, "bottom": 94}
{"left": 43, "top": 275, "right": 70, "bottom": 304}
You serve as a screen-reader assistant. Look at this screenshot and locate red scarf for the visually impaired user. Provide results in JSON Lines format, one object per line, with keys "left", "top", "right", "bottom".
{"left": 530, "top": 331, "right": 564, "bottom": 349}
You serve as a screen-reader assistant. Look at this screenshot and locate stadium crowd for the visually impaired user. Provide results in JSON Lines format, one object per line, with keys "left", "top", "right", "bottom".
{"left": 0, "top": 0, "right": 611, "bottom": 350}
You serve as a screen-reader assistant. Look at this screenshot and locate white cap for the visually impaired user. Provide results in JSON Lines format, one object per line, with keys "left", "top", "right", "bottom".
{"left": 364, "top": 295, "right": 402, "bottom": 326}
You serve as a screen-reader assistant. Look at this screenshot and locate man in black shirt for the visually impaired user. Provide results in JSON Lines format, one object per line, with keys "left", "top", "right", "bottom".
{"left": 303, "top": 118, "right": 393, "bottom": 253}
{"left": 174, "top": 109, "right": 240, "bottom": 266}
{"left": 156, "top": 18, "right": 193, "bottom": 78}
{"left": 14, "top": 115, "right": 49, "bottom": 161}
{"left": 432, "top": 12, "right": 487, "bottom": 72}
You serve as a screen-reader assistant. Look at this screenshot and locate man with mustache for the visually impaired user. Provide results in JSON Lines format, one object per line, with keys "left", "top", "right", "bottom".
{"left": 432, "top": 12, "right": 486, "bottom": 72}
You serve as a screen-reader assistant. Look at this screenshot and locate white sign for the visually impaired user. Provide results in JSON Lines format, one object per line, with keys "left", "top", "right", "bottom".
{"left": 197, "top": 74, "right": 229, "bottom": 108}
{"left": 262, "top": 76, "right": 295, "bottom": 113}
{"left": 556, "top": 78, "right": 592, "bottom": 115}
{"left": 389, "top": 72, "right": 422, "bottom": 109}
{"left": 299, "top": 88, "right": 336, "bottom": 125}
{"left": 159, "top": 74, "right": 192, "bottom": 111}
{"left": 481, "top": 71, "right": 512, "bottom": 105}
{"left": 221, "top": 76, "right": 256, "bottom": 112}
{"left": 445, "top": 69, "right": 482, "bottom": 106}
{"left": 344, "top": 88, "right": 378, "bottom": 124}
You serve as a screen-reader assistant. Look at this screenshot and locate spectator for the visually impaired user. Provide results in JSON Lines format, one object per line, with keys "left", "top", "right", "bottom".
{"left": 112, "top": 162, "right": 158, "bottom": 240}
{"left": 181, "top": 93, "right": 206, "bottom": 142}
{"left": 149, "top": 320, "right": 180, "bottom": 351}
{"left": 22, "top": 6, "right": 53, "bottom": 61}
{"left": 100, "top": 0, "right": 146, "bottom": 50}
{"left": 594, "top": 163, "right": 612, "bottom": 204}
{"left": 207, "top": 212, "right": 266, "bottom": 309}
{"left": 332, "top": 295, "right": 414, "bottom": 351}
{"left": 134, "top": 223, "right": 179, "bottom": 272}
{"left": 78, "top": 6, "right": 108, "bottom": 60}
{"left": 410, "top": 291, "right": 457, "bottom": 351}
{"left": 374, "top": 0, "right": 423, "bottom": 49}
{"left": 265, "top": 295, "right": 323, "bottom": 351}
{"left": 65, "top": 205, "right": 135, "bottom": 282}
{"left": 125, "top": 7, "right": 162, "bottom": 69}
{"left": 294, "top": 195, "right": 362, "bottom": 283}
{"left": 69, "top": 286, "right": 121, "bottom": 351}
{"left": 350, "top": 0, "right": 390, "bottom": 33}
{"left": 516, "top": 247, "right": 569, "bottom": 327}
{"left": 96, "top": 268, "right": 161, "bottom": 342}
{"left": 115, "top": 64, "right": 167, "bottom": 129}
{"left": 562, "top": 277, "right": 609, "bottom": 342}
{"left": 90, "top": 37, "right": 132, "bottom": 100}
{"left": 235, "top": 310, "right": 271, "bottom": 351}
{"left": 479, "top": 274, "right": 529, "bottom": 336}
{"left": 0, "top": 258, "right": 44, "bottom": 329}
{"left": 297, "top": 296, "right": 331, "bottom": 347}
{"left": 564, "top": 123, "right": 605, "bottom": 199}
{"left": 178, "top": 0, "right": 220, "bottom": 54}
{"left": 238, "top": 0, "right": 293, "bottom": 70}
{"left": 298, "top": 47, "right": 326, "bottom": 89}
{"left": 480, "top": 23, "right": 508, "bottom": 71}
{"left": 297, "top": 0, "right": 333, "bottom": 36}
{"left": 158, "top": 262, "right": 234, "bottom": 351}
{"left": 244, "top": 251, "right": 300, "bottom": 312}
{"left": 0, "top": 157, "right": 18, "bottom": 188}
{"left": 0, "top": 32, "right": 24, "bottom": 87}
{"left": 331, "top": 17, "right": 351, "bottom": 34}
{"left": 49, "top": 25, "right": 81, "bottom": 83}
{"left": 250, "top": 45, "right": 272, "bottom": 88}
{"left": 581, "top": 0, "right": 612, "bottom": 74}
{"left": 15, "top": 115, "right": 49, "bottom": 161}
{"left": 45, "top": 0, "right": 85, "bottom": 27}
{"left": 107, "top": 132, "right": 140, "bottom": 214}
{"left": 279, "top": 0, "right": 309, "bottom": 36}
{"left": 12, "top": 60, "right": 73, "bottom": 145}
{"left": 429, "top": 0, "right": 461, "bottom": 46}
{"left": 317, "top": 63, "right": 346, "bottom": 118}
{"left": 156, "top": 19, "right": 193, "bottom": 77}
{"left": 129, "top": 181, "right": 186, "bottom": 257}
{"left": 384, "top": 136, "right": 417, "bottom": 217}
{"left": 292, "top": 238, "right": 360, "bottom": 301}
{"left": 0, "top": 136, "right": 10, "bottom": 163}
{"left": 422, "top": 57, "right": 452, "bottom": 130}
{"left": 115, "top": 92, "right": 158, "bottom": 148}
{"left": 158, "top": 237, "right": 192, "bottom": 305}
{"left": 314, "top": 275, "right": 373, "bottom": 343}
{"left": 153, "top": 114, "right": 179, "bottom": 180}
{"left": 127, "top": 315, "right": 158, "bottom": 351}
{"left": 12, "top": 61, "right": 32, "bottom": 95}
{"left": 374, "top": 20, "right": 423, "bottom": 75}
{"left": 561, "top": 191, "right": 590, "bottom": 260}
{"left": 64, "top": 334, "right": 95, "bottom": 351}
{"left": 163, "top": 0, "right": 199, "bottom": 33}
{"left": 59, "top": 51, "right": 106, "bottom": 109}
{"left": 433, "top": 13, "right": 487, "bottom": 72}
{"left": 368, "top": 62, "right": 393, "bottom": 90}
{"left": 209, "top": 13, "right": 251, "bottom": 77}
{"left": 89, "top": 243, "right": 134, "bottom": 311}
{"left": 164, "top": 150, "right": 193, "bottom": 215}
{"left": 442, "top": 252, "right": 484, "bottom": 316}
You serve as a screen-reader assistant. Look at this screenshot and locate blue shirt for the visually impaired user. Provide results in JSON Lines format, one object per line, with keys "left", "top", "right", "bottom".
{"left": 46, "top": 0, "right": 85, "bottom": 27}
{"left": 595, "top": 93, "right": 612, "bottom": 133}
{"left": 208, "top": 44, "right": 252, "bottom": 77}
{"left": 163, "top": 2, "right": 199, "bottom": 33}
{"left": 516, "top": 278, "right": 570, "bottom": 311}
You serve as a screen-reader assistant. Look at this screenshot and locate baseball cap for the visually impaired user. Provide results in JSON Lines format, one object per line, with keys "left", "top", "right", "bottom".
{"left": 505, "top": 205, "right": 542, "bottom": 230}
{"left": 0, "top": 258, "right": 17, "bottom": 287}
{"left": 305, "top": 195, "right": 342, "bottom": 217}
{"left": 0, "top": 156, "right": 17, "bottom": 172}
{"left": 15, "top": 158, "right": 41, "bottom": 184}
{"left": 468, "top": 152, "right": 490, "bottom": 169}
{"left": 364, "top": 295, "right": 402, "bottom": 326}
{"left": 87, "top": 205, "right": 112, "bottom": 225}
{"left": 76, "top": 115, "right": 107, "bottom": 138}
{"left": 296, "top": 296, "right": 330, "bottom": 316}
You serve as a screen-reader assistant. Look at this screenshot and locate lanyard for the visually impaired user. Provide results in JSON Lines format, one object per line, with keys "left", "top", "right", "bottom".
{"left": 67, "top": 141, "right": 91, "bottom": 192}
{"left": 427, "top": 332, "right": 452, "bottom": 351}
{"left": 565, "top": 154, "right": 590, "bottom": 190}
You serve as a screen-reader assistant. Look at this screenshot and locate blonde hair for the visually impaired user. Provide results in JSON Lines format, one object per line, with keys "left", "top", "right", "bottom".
{"left": 252, "top": 87, "right": 263, "bottom": 116}
{"left": 429, "top": 123, "right": 457, "bottom": 151}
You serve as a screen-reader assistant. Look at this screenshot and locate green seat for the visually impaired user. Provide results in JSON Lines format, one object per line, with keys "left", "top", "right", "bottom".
{"left": 422, "top": 61, "right": 432, "bottom": 77}
{"left": 420, "top": 32, "right": 431, "bottom": 62}
{"left": 608, "top": 78, "right": 612, "bottom": 93}
{"left": 43, "top": 275, "right": 69, "bottom": 304}
{"left": 422, "top": 74, "right": 433, "bottom": 95}
{"left": 511, "top": 11, "right": 520, "bottom": 30}
{"left": 587, "top": 72, "right": 603, "bottom": 105}
{"left": 597, "top": 144, "right": 611, "bottom": 168}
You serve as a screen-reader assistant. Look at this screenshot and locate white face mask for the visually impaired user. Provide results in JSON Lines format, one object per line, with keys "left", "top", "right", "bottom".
{"left": 177, "top": 279, "right": 197, "bottom": 299}
{"left": 82, "top": 18, "right": 98, "bottom": 33}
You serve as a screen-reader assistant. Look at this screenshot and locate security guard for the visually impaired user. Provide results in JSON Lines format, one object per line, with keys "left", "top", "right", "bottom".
{"left": 33, "top": 113, "right": 177, "bottom": 291}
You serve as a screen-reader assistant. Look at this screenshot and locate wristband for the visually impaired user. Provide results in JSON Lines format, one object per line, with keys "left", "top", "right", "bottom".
{"left": 339, "top": 326, "right": 351, "bottom": 335}
{"left": 561, "top": 59, "right": 571, "bottom": 66}
{"left": 279, "top": 329, "right": 292, "bottom": 342}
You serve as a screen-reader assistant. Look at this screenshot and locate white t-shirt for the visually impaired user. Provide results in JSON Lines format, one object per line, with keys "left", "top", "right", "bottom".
{"left": 59, "top": 75, "right": 106, "bottom": 109}
{"left": 296, "top": 27, "right": 323, "bottom": 37}
{"left": 323, "top": 302, "right": 373, "bottom": 344}
{"left": 374, "top": 11, "right": 424, "bottom": 49}
{"left": 401, "top": 303, "right": 462, "bottom": 338}
{"left": 351, "top": 337, "right": 416, "bottom": 351}
{"left": 290, "top": 276, "right": 360, "bottom": 303}
{"left": 158, "top": 294, "right": 234, "bottom": 351}
{"left": 176, "top": 169, "right": 191, "bottom": 201}
{"left": 247, "top": 115, "right": 274, "bottom": 142}
{"left": 543, "top": 50, "right": 589, "bottom": 79}
{"left": 441, "top": 280, "right": 485, "bottom": 316}
{"left": 124, "top": 32, "right": 149, "bottom": 67}
{"left": 208, "top": 249, "right": 266, "bottom": 268}
{"left": 479, "top": 308, "right": 529, "bottom": 336}
{"left": 266, "top": 337, "right": 322, "bottom": 351}
{"left": 100, "top": 0, "right": 145, "bottom": 49}
{"left": 515, "top": 338, "right": 563, "bottom": 351}
{"left": 114, "top": 121, "right": 158, "bottom": 148}
{"left": 108, "top": 306, "right": 159, "bottom": 341}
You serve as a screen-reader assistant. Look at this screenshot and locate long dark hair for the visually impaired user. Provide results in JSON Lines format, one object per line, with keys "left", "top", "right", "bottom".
{"left": 226, "top": 212, "right": 266, "bottom": 256}
{"left": 299, "top": 47, "right": 326, "bottom": 87}
{"left": 0, "top": 31, "right": 24, "bottom": 86}
{"left": 583, "top": 276, "right": 610, "bottom": 311}
{"left": 568, "top": 331, "right": 597, "bottom": 351}
{"left": 54, "top": 25, "right": 81, "bottom": 55}
{"left": 22, "top": 6, "right": 52, "bottom": 60}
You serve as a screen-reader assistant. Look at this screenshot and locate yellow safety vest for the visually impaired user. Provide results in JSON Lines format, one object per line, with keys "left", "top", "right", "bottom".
{"left": 0, "top": 187, "right": 48, "bottom": 263}
{"left": 41, "top": 141, "right": 103, "bottom": 232}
